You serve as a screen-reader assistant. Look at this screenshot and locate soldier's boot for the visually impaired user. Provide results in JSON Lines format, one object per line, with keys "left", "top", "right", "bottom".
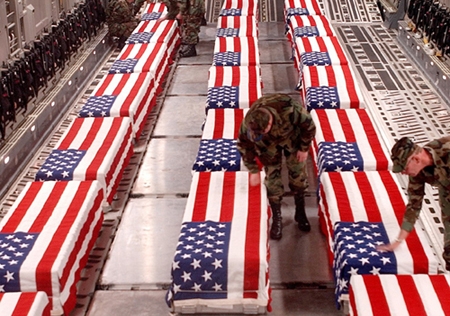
{"left": 294, "top": 193, "right": 311, "bottom": 232}
{"left": 201, "top": 15, "right": 207, "bottom": 26}
{"left": 179, "top": 44, "right": 197, "bottom": 58}
{"left": 270, "top": 203, "right": 282, "bottom": 240}
{"left": 117, "top": 36, "right": 127, "bottom": 50}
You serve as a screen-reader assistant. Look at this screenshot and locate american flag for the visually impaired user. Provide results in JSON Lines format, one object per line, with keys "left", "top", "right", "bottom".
{"left": 166, "top": 171, "right": 270, "bottom": 311}
{"left": 333, "top": 221, "right": 398, "bottom": 308}
{"left": 202, "top": 109, "right": 249, "bottom": 140}
{"left": 0, "top": 181, "right": 105, "bottom": 314}
{"left": 217, "top": 16, "right": 259, "bottom": 38}
{"left": 141, "top": 12, "right": 162, "bottom": 21}
{"left": 318, "top": 171, "right": 439, "bottom": 274}
{"left": 317, "top": 141, "right": 364, "bottom": 172}
{"left": 141, "top": 2, "right": 167, "bottom": 18}
{"left": 214, "top": 37, "right": 260, "bottom": 66}
{"left": 207, "top": 66, "right": 262, "bottom": 111}
{"left": 292, "top": 36, "right": 348, "bottom": 83}
{"left": 113, "top": 41, "right": 176, "bottom": 76}
{"left": 350, "top": 274, "right": 450, "bottom": 316}
{"left": 220, "top": 8, "right": 243, "bottom": 16}
{"left": 81, "top": 72, "right": 156, "bottom": 139}
{"left": 284, "top": 0, "right": 324, "bottom": 17}
{"left": 310, "top": 109, "right": 391, "bottom": 174}
{"left": 34, "top": 117, "right": 134, "bottom": 204}
{"left": 0, "top": 292, "right": 50, "bottom": 316}
{"left": 130, "top": 20, "right": 179, "bottom": 44}
{"left": 192, "top": 139, "right": 246, "bottom": 172}
{"left": 301, "top": 65, "right": 366, "bottom": 109}
{"left": 286, "top": 15, "right": 335, "bottom": 44}
{"left": 221, "top": 0, "right": 259, "bottom": 17}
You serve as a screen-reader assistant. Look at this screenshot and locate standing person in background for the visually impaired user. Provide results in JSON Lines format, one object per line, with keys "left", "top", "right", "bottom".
{"left": 237, "top": 94, "right": 316, "bottom": 240}
{"left": 159, "top": 0, "right": 205, "bottom": 57}
{"left": 378, "top": 136, "right": 450, "bottom": 271}
{"left": 106, "top": 0, "right": 140, "bottom": 49}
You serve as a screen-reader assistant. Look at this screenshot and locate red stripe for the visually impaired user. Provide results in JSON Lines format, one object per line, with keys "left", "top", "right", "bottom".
{"left": 243, "top": 173, "right": 261, "bottom": 299}
{"left": 429, "top": 275, "right": 450, "bottom": 315}
{"left": 315, "top": 109, "right": 335, "bottom": 141}
{"left": 28, "top": 182, "right": 68, "bottom": 232}
{"left": 120, "top": 44, "right": 134, "bottom": 58}
{"left": 231, "top": 67, "right": 241, "bottom": 86}
{"left": 356, "top": 110, "right": 389, "bottom": 170}
{"left": 340, "top": 66, "right": 360, "bottom": 108}
{"left": 307, "top": 66, "right": 320, "bottom": 86}
{"left": 348, "top": 282, "right": 359, "bottom": 316}
{"left": 378, "top": 171, "right": 429, "bottom": 273}
{"left": 94, "top": 73, "right": 114, "bottom": 96}
{"left": 354, "top": 173, "right": 382, "bottom": 222}
{"left": 11, "top": 293, "right": 36, "bottom": 316}
{"left": 191, "top": 172, "right": 211, "bottom": 221}
{"left": 325, "top": 65, "right": 337, "bottom": 86}
{"left": 58, "top": 119, "right": 84, "bottom": 149}
{"left": 396, "top": 275, "right": 428, "bottom": 316}
{"left": 119, "top": 73, "right": 148, "bottom": 116}
{"left": 35, "top": 182, "right": 91, "bottom": 294}
{"left": 329, "top": 172, "right": 354, "bottom": 221}
{"left": 335, "top": 110, "right": 356, "bottom": 142}
{"left": 136, "top": 21, "right": 149, "bottom": 33}
{"left": 361, "top": 275, "right": 391, "bottom": 316}
{"left": 85, "top": 118, "right": 124, "bottom": 181}
{"left": 247, "top": 67, "right": 259, "bottom": 105}
{"left": 213, "top": 66, "right": 224, "bottom": 87}
{"left": 219, "top": 173, "right": 235, "bottom": 222}
{"left": 234, "top": 109, "right": 244, "bottom": 139}
{"left": 112, "top": 74, "right": 130, "bottom": 95}
{"left": 150, "top": 21, "right": 171, "bottom": 41}
{"left": 78, "top": 118, "right": 102, "bottom": 150}
{"left": 1, "top": 182, "right": 43, "bottom": 232}
{"left": 213, "top": 110, "right": 225, "bottom": 139}
{"left": 329, "top": 37, "right": 348, "bottom": 63}
{"left": 134, "top": 43, "right": 150, "bottom": 59}
{"left": 60, "top": 184, "right": 104, "bottom": 314}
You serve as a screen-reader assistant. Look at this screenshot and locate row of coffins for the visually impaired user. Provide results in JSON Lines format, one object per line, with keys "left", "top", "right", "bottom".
{"left": 285, "top": 0, "right": 366, "bottom": 111}
{"left": 0, "top": 3, "right": 178, "bottom": 315}
{"left": 284, "top": 0, "right": 442, "bottom": 314}
{"left": 165, "top": 0, "right": 272, "bottom": 314}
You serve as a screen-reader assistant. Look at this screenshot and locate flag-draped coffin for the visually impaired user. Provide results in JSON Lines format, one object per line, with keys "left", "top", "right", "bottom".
{"left": 166, "top": 171, "right": 270, "bottom": 313}
{"left": 0, "top": 181, "right": 105, "bottom": 314}
{"left": 34, "top": 117, "right": 134, "bottom": 204}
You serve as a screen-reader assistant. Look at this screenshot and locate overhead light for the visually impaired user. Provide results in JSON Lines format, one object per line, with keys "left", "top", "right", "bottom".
{"left": 4, "top": 156, "right": 9, "bottom": 164}
{"left": 31, "top": 125, "right": 35, "bottom": 132}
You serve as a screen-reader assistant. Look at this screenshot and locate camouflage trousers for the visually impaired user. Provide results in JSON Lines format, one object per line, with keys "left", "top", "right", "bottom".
{"left": 260, "top": 147, "right": 308, "bottom": 206}
{"left": 440, "top": 189, "right": 450, "bottom": 268}
{"left": 181, "top": 0, "right": 205, "bottom": 45}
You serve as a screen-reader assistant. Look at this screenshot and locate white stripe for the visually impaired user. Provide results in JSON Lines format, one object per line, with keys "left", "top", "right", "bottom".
{"left": 204, "top": 172, "right": 225, "bottom": 222}
{"left": 216, "top": 16, "right": 258, "bottom": 38}
{"left": 222, "top": 0, "right": 259, "bottom": 15}
{"left": 182, "top": 173, "right": 199, "bottom": 222}
{"left": 227, "top": 171, "right": 249, "bottom": 299}
{"left": 0, "top": 292, "right": 22, "bottom": 315}
{"left": 132, "top": 20, "right": 179, "bottom": 44}
{"left": 349, "top": 275, "right": 373, "bottom": 316}
{"left": 414, "top": 274, "right": 446, "bottom": 316}
{"left": 378, "top": 275, "right": 409, "bottom": 316}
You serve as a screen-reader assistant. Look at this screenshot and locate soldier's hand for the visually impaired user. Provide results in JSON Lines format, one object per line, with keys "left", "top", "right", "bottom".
{"left": 296, "top": 150, "right": 308, "bottom": 162}
{"left": 249, "top": 173, "right": 261, "bottom": 187}
{"left": 376, "top": 242, "right": 400, "bottom": 252}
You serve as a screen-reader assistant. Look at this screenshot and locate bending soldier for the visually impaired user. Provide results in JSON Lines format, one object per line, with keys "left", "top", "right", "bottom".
{"left": 237, "top": 94, "right": 316, "bottom": 240}
{"left": 106, "top": 0, "right": 140, "bottom": 49}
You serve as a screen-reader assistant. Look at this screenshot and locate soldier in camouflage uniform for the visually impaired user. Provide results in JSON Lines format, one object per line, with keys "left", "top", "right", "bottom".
{"left": 378, "top": 136, "right": 450, "bottom": 270}
{"left": 160, "top": 0, "right": 205, "bottom": 57}
{"left": 106, "top": 0, "right": 140, "bottom": 49}
{"left": 237, "top": 94, "right": 316, "bottom": 240}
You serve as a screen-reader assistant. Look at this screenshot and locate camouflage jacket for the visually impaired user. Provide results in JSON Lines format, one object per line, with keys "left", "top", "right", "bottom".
{"left": 106, "top": 0, "right": 138, "bottom": 23}
{"left": 237, "top": 94, "right": 316, "bottom": 173}
{"left": 402, "top": 136, "right": 450, "bottom": 232}
{"left": 162, "top": 0, "right": 204, "bottom": 19}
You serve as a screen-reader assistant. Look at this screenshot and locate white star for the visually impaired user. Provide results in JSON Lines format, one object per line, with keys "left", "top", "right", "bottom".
{"left": 358, "top": 257, "right": 370, "bottom": 265}
{"left": 348, "top": 267, "right": 359, "bottom": 275}
{"left": 4, "top": 271, "right": 14, "bottom": 282}
{"left": 192, "top": 283, "right": 202, "bottom": 291}
{"left": 380, "top": 257, "right": 391, "bottom": 265}
{"left": 212, "top": 258, "right": 223, "bottom": 270}
{"left": 191, "top": 258, "right": 201, "bottom": 270}
{"left": 181, "top": 271, "right": 191, "bottom": 282}
{"left": 202, "top": 270, "right": 212, "bottom": 282}
{"left": 370, "top": 266, "right": 381, "bottom": 275}
{"left": 172, "top": 261, "right": 180, "bottom": 270}
{"left": 212, "top": 283, "right": 222, "bottom": 291}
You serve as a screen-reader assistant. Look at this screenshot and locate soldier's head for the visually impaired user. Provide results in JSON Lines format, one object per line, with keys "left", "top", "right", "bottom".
{"left": 245, "top": 107, "right": 272, "bottom": 142}
{"left": 390, "top": 137, "right": 421, "bottom": 174}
